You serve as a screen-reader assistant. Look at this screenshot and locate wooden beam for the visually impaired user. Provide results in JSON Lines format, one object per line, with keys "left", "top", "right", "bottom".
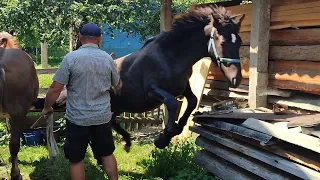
{"left": 240, "top": 28, "right": 320, "bottom": 46}
{"left": 203, "top": 88, "right": 249, "bottom": 99}
{"left": 248, "top": 0, "right": 270, "bottom": 108}
{"left": 190, "top": 126, "right": 320, "bottom": 179}
{"left": 36, "top": 68, "right": 58, "bottom": 74}
{"left": 41, "top": 42, "right": 48, "bottom": 68}
{"left": 194, "top": 150, "right": 260, "bottom": 180}
{"left": 242, "top": 118, "right": 320, "bottom": 153}
{"left": 268, "top": 94, "right": 320, "bottom": 112}
{"left": 194, "top": 120, "right": 273, "bottom": 143}
{"left": 226, "top": 1, "right": 320, "bottom": 32}
{"left": 240, "top": 45, "right": 320, "bottom": 62}
{"left": 160, "top": 0, "right": 172, "bottom": 32}
{"left": 196, "top": 137, "right": 301, "bottom": 180}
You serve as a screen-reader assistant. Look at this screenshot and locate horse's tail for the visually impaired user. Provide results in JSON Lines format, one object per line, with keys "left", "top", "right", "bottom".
{"left": 111, "top": 117, "right": 132, "bottom": 152}
{"left": 0, "top": 67, "right": 5, "bottom": 112}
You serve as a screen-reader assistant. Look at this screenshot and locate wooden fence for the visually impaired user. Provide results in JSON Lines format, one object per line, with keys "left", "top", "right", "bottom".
{"left": 204, "top": 0, "right": 320, "bottom": 113}
{"left": 36, "top": 68, "right": 164, "bottom": 131}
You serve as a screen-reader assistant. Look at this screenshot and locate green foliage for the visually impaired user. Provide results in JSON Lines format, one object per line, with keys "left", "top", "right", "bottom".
{"left": 139, "top": 138, "right": 214, "bottom": 180}
{"left": 0, "top": 0, "right": 224, "bottom": 49}
{"left": 0, "top": 122, "right": 9, "bottom": 146}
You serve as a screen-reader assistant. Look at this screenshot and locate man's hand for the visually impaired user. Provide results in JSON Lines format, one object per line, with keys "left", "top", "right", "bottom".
{"left": 112, "top": 79, "right": 122, "bottom": 96}
{"left": 41, "top": 107, "right": 53, "bottom": 118}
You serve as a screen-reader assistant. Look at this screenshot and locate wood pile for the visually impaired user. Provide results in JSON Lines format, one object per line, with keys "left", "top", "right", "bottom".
{"left": 205, "top": 0, "right": 320, "bottom": 112}
{"left": 190, "top": 110, "right": 320, "bottom": 180}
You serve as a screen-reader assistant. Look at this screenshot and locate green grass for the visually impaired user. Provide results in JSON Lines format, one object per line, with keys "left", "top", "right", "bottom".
{"left": 0, "top": 141, "right": 158, "bottom": 180}
{"left": 38, "top": 74, "right": 54, "bottom": 88}
{"left": 0, "top": 121, "right": 214, "bottom": 180}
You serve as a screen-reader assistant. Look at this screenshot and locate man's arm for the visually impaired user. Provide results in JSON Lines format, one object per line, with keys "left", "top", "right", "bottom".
{"left": 42, "top": 56, "right": 70, "bottom": 115}
{"left": 44, "top": 81, "right": 65, "bottom": 109}
{"left": 110, "top": 57, "right": 122, "bottom": 90}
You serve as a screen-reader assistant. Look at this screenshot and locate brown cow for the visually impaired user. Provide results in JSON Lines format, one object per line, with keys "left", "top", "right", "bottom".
{"left": 0, "top": 31, "right": 39, "bottom": 180}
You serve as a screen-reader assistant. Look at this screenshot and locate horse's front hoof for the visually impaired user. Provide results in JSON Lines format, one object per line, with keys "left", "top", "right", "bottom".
{"left": 123, "top": 144, "right": 131, "bottom": 153}
{"left": 154, "top": 132, "right": 171, "bottom": 149}
{"left": 11, "top": 174, "right": 22, "bottom": 180}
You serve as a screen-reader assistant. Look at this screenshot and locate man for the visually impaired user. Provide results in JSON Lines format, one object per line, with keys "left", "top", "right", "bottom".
{"left": 41, "top": 23, "right": 122, "bottom": 180}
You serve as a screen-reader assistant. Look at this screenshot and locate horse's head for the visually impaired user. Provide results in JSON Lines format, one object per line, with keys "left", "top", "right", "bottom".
{"left": 202, "top": 6, "right": 245, "bottom": 87}
{"left": 0, "top": 31, "right": 21, "bottom": 49}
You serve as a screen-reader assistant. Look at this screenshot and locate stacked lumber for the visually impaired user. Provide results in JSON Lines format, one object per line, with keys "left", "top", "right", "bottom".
{"left": 190, "top": 110, "right": 320, "bottom": 180}
{"left": 205, "top": 0, "right": 320, "bottom": 112}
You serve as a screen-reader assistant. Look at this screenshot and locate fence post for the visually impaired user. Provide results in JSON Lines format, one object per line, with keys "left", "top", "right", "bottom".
{"left": 41, "top": 42, "right": 48, "bottom": 68}
{"left": 248, "top": 0, "right": 271, "bottom": 108}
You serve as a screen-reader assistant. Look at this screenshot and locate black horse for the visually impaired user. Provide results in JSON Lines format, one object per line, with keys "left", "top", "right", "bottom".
{"left": 109, "top": 5, "right": 245, "bottom": 150}
{"left": 35, "top": 5, "right": 245, "bottom": 151}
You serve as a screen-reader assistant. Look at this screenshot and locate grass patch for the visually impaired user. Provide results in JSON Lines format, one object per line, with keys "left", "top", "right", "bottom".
{"left": 0, "top": 131, "right": 213, "bottom": 180}
{"left": 38, "top": 74, "right": 54, "bottom": 88}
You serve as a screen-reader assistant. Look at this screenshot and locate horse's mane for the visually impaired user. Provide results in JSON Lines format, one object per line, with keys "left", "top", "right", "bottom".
{"left": 140, "top": 5, "right": 235, "bottom": 48}
{"left": 0, "top": 32, "right": 21, "bottom": 49}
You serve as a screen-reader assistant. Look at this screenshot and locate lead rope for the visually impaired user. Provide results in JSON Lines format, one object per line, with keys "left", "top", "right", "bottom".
{"left": 45, "top": 112, "right": 59, "bottom": 160}
{"left": 29, "top": 113, "right": 59, "bottom": 160}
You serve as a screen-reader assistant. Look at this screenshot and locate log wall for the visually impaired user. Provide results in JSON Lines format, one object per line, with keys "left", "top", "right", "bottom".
{"left": 205, "top": 0, "right": 320, "bottom": 112}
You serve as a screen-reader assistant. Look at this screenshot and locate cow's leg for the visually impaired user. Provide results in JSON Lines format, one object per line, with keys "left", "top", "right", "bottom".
{"left": 148, "top": 88, "right": 180, "bottom": 149}
{"left": 9, "top": 115, "right": 25, "bottom": 180}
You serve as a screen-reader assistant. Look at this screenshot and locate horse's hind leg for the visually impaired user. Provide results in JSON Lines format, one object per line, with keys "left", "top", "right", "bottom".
{"left": 110, "top": 114, "right": 132, "bottom": 152}
{"left": 9, "top": 115, "right": 25, "bottom": 180}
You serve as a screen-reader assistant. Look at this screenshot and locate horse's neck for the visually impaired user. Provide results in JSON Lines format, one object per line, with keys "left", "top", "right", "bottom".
{"left": 169, "top": 34, "right": 208, "bottom": 70}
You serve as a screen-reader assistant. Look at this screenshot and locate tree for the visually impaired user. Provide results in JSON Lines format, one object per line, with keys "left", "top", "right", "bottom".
{"left": 0, "top": 0, "right": 228, "bottom": 49}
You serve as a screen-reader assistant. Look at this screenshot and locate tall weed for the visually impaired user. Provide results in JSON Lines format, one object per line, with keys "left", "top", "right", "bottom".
{"left": 138, "top": 138, "right": 214, "bottom": 180}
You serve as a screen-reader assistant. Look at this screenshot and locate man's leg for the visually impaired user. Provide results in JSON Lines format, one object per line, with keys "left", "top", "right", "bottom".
{"left": 64, "top": 120, "right": 90, "bottom": 180}
{"left": 101, "top": 154, "right": 118, "bottom": 180}
{"left": 90, "top": 121, "right": 118, "bottom": 180}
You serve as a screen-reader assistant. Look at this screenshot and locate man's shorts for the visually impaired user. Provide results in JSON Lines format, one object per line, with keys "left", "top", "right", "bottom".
{"left": 63, "top": 119, "right": 115, "bottom": 163}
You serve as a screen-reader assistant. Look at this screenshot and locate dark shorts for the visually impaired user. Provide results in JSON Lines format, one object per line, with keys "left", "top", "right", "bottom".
{"left": 63, "top": 120, "right": 115, "bottom": 163}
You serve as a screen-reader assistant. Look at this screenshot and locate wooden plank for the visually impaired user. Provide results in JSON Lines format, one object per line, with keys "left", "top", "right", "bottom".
{"left": 191, "top": 126, "right": 320, "bottom": 179}
{"left": 194, "top": 150, "right": 261, "bottom": 180}
{"left": 196, "top": 137, "right": 301, "bottom": 180}
{"left": 179, "top": 57, "right": 211, "bottom": 138}
{"left": 208, "top": 57, "right": 320, "bottom": 95}
{"left": 194, "top": 120, "right": 273, "bottom": 143}
{"left": 269, "top": 94, "right": 320, "bottom": 113}
{"left": 194, "top": 112, "right": 320, "bottom": 123}
{"left": 115, "top": 116, "right": 162, "bottom": 125}
{"left": 36, "top": 68, "right": 58, "bottom": 74}
{"left": 242, "top": 118, "right": 320, "bottom": 153}
{"left": 240, "top": 28, "right": 320, "bottom": 46}
{"left": 203, "top": 88, "right": 248, "bottom": 99}
{"left": 248, "top": 0, "right": 270, "bottom": 108}
{"left": 193, "top": 124, "right": 320, "bottom": 172}
{"left": 240, "top": 45, "right": 320, "bottom": 61}
{"left": 205, "top": 80, "right": 249, "bottom": 93}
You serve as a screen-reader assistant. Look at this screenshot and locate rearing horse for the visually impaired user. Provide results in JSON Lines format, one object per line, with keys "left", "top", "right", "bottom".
{"left": 110, "top": 5, "right": 245, "bottom": 149}
{"left": 43, "top": 5, "right": 245, "bottom": 152}
{"left": 0, "top": 31, "right": 39, "bottom": 180}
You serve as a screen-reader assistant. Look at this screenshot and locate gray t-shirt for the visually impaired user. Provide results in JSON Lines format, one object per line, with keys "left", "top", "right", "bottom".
{"left": 52, "top": 43, "right": 120, "bottom": 126}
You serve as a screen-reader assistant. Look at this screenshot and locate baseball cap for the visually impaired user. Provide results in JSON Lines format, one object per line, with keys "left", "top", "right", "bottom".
{"left": 80, "top": 23, "right": 101, "bottom": 37}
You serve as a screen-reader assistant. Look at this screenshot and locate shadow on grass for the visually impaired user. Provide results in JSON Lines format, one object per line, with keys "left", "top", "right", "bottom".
{"left": 24, "top": 148, "right": 107, "bottom": 180}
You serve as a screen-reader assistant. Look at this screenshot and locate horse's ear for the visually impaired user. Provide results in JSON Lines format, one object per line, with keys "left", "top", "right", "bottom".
{"left": 0, "top": 38, "right": 7, "bottom": 48}
{"left": 209, "top": 14, "right": 214, "bottom": 26}
{"left": 8, "top": 30, "right": 14, "bottom": 36}
{"left": 204, "top": 14, "right": 215, "bottom": 36}
{"left": 231, "top": 14, "right": 245, "bottom": 26}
